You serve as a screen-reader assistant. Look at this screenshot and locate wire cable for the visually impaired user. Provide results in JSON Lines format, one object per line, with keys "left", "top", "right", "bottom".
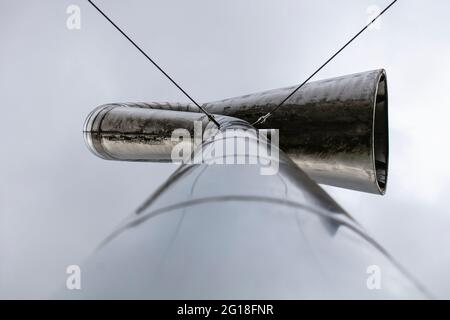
{"left": 252, "top": 0, "right": 398, "bottom": 126}
{"left": 87, "top": 0, "right": 221, "bottom": 128}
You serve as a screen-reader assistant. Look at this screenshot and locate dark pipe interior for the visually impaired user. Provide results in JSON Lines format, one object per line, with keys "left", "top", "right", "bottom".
{"left": 374, "top": 74, "right": 389, "bottom": 194}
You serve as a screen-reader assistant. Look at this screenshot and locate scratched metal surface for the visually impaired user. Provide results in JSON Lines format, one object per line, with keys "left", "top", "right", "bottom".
{"left": 63, "top": 119, "right": 425, "bottom": 299}
{"left": 98, "top": 70, "right": 388, "bottom": 194}
{"left": 204, "top": 69, "right": 389, "bottom": 195}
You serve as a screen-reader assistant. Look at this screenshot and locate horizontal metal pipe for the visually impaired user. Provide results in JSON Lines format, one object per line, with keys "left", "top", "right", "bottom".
{"left": 203, "top": 69, "right": 389, "bottom": 195}
{"left": 83, "top": 70, "right": 389, "bottom": 194}
{"left": 83, "top": 104, "right": 250, "bottom": 163}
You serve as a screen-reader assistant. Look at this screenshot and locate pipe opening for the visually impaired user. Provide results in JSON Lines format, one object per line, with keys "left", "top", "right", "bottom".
{"left": 373, "top": 73, "right": 389, "bottom": 194}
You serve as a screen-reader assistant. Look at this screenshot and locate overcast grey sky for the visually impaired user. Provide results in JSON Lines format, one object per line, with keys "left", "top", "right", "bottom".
{"left": 1, "top": 0, "right": 449, "bottom": 298}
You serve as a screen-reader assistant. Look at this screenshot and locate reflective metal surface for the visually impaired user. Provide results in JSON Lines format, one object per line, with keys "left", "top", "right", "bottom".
{"left": 83, "top": 104, "right": 225, "bottom": 162}
{"left": 204, "top": 69, "right": 389, "bottom": 195}
{"left": 84, "top": 70, "right": 388, "bottom": 194}
{"left": 70, "top": 117, "right": 426, "bottom": 299}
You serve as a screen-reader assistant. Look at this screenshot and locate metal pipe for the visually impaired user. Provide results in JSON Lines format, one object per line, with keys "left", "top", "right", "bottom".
{"left": 83, "top": 103, "right": 241, "bottom": 162}
{"left": 202, "top": 69, "right": 389, "bottom": 194}
{"left": 83, "top": 70, "right": 388, "bottom": 194}
{"left": 73, "top": 113, "right": 425, "bottom": 299}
